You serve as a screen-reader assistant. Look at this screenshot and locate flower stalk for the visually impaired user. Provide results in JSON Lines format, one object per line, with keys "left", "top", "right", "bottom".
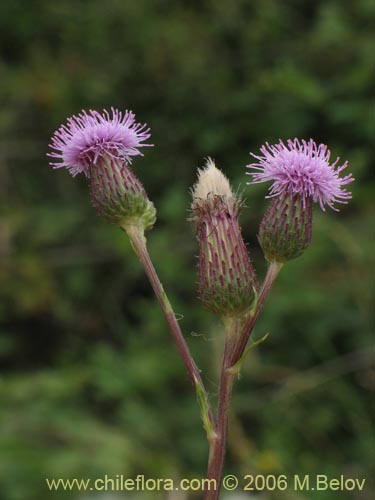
{"left": 230, "top": 261, "right": 283, "bottom": 366}
{"left": 204, "top": 319, "right": 239, "bottom": 500}
{"left": 124, "top": 224, "right": 213, "bottom": 424}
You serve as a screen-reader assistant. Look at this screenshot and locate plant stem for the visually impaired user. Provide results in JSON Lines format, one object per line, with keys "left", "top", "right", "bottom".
{"left": 124, "top": 224, "right": 213, "bottom": 424}
{"left": 126, "top": 224, "right": 282, "bottom": 499}
{"left": 230, "top": 261, "right": 283, "bottom": 366}
{"left": 204, "top": 262, "right": 283, "bottom": 499}
{"left": 204, "top": 320, "right": 239, "bottom": 500}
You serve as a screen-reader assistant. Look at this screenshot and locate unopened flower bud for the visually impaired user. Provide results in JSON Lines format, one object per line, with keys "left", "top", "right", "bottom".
{"left": 191, "top": 159, "right": 257, "bottom": 317}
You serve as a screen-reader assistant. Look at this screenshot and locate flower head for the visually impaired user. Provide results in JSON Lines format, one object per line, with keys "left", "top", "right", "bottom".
{"left": 48, "top": 108, "right": 155, "bottom": 231}
{"left": 191, "top": 159, "right": 257, "bottom": 317}
{"left": 48, "top": 108, "right": 152, "bottom": 177}
{"left": 247, "top": 138, "right": 354, "bottom": 211}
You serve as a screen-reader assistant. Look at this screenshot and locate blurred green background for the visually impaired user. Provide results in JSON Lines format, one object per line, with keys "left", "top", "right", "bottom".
{"left": 0, "top": 0, "right": 373, "bottom": 499}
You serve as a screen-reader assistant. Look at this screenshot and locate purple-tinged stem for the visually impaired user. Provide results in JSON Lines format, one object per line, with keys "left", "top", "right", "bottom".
{"left": 230, "top": 261, "right": 283, "bottom": 366}
{"left": 204, "top": 320, "right": 238, "bottom": 500}
{"left": 204, "top": 262, "right": 282, "bottom": 499}
{"left": 124, "top": 224, "right": 213, "bottom": 424}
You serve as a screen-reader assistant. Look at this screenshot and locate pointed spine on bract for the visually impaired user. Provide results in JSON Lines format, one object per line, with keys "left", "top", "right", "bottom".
{"left": 258, "top": 192, "right": 312, "bottom": 263}
{"left": 191, "top": 159, "right": 257, "bottom": 318}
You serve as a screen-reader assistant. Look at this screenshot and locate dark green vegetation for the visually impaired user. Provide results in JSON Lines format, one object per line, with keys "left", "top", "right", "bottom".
{"left": 0, "top": 1, "right": 373, "bottom": 499}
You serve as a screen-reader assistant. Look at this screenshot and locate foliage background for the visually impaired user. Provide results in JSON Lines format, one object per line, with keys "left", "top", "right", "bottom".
{"left": 0, "top": 0, "right": 373, "bottom": 499}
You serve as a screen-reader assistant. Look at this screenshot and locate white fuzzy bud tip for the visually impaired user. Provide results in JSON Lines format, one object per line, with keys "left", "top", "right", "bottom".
{"left": 192, "top": 158, "right": 233, "bottom": 201}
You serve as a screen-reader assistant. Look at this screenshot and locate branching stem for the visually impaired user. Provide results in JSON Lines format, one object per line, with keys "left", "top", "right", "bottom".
{"left": 204, "top": 262, "right": 283, "bottom": 499}
{"left": 125, "top": 223, "right": 282, "bottom": 500}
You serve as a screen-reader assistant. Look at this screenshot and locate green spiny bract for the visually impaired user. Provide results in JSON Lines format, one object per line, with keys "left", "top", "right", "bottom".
{"left": 259, "top": 193, "right": 312, "bottom": 263}
{"left": 90, "top": 158, "right": 156, "bottom": 231}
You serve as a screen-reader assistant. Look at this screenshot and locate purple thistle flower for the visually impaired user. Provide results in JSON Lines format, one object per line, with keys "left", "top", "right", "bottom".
{"left": 247, "top": 138, "right": 354, "bottom": 211}
{"left": 48, "top": 108, "right": 155, "bottom": 231}
{"left": 48, "top": 108, "right": 152, "bottom": 177}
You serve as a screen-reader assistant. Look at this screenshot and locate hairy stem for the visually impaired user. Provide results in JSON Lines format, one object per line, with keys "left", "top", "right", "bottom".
{"left": 124, "top": 224, "right": 213, "bottom": 424}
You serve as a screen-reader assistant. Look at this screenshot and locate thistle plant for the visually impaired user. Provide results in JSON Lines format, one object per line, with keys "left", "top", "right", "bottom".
{"left": 49, "top": 110, "right": 354, "bottom": 499}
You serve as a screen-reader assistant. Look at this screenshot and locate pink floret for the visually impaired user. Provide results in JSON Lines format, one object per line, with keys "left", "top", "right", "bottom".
{"left": 48, "top": 108, "right": 152, "bottom": 177}
{"left": 246, "top": 138, "right": 354, "bottom": 211}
